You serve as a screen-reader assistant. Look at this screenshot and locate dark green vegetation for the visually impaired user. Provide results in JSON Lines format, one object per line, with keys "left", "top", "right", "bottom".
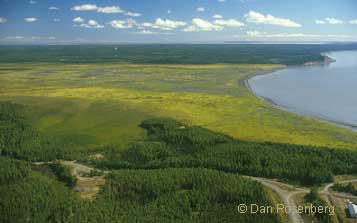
{"left": 1, "top": 44, "right": 357, "bottom": 65}
{"left": 0, "top": 156, "right": 30, "bottom": 184}
{"left": 74, "top": 169, "right": 279, "bottom": 223}
{"left": 2, "top": 102, "right": 357, "bottom": 222}
{"left": 0, "top": 156, "right": 76, "bottom": 223}
{"left": 2, "top": 44, "right": 357, "bottom": 223}
{"left": 0, "top": 102, "right": 84, "bottom": 161}
{"left": 305, "top": 188, "right": 333, "bottom": 223}
{"left": 332, "top": 182, "right": 357, "bottom": 196}
{"left": 48, "top": 162, "right": 77, "bottom": 187}
{"left": 95, "top": 118, "right": 357, "bottom": 186}
{"left": 0, "top": 161, "right": 280, "bottom": 223}
{"left": 0, "top": 102, "right": 279, "bottom": 223}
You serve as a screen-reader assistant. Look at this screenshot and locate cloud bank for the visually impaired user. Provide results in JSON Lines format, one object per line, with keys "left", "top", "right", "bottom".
{"left": 245, "top": 11, "right": 301, "bottom": 27}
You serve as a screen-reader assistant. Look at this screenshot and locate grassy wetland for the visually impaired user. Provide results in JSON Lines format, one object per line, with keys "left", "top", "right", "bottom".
{"left": 1, "top": 62, "right": 357, "bottom": 150}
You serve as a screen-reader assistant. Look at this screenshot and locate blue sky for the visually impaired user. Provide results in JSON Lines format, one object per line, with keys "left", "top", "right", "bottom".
{"left": 0, "top": 0, "right": 357, "bottom": 44}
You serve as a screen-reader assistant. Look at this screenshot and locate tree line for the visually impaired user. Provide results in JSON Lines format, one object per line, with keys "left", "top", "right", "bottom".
{"left": 96, "top": 118, "right": 357, "bottom": 186}
{"left": 0, "top": 103, "right": 281, "bottom": 223}
{"left": 3, "top": 103, "right": 357, "bottom": 222}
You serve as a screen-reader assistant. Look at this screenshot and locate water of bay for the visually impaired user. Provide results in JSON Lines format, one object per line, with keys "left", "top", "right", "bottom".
{"left": 248, "top": 51, "right": 357, "bottom": 130}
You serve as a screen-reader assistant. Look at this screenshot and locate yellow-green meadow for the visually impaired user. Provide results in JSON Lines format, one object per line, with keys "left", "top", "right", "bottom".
{"left": 1, "top": 63, "right": 357, "bottom": 149}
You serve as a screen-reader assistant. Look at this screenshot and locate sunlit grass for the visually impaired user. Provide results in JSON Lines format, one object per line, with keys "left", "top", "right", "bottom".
{"left": 1, "top": 63, "right": 357, "bottom": 149}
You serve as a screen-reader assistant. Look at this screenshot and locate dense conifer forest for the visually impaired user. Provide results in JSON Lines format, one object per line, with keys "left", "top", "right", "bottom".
{"left": 2, "top": 102, "right": 357, "bottom": 222}
{"left": 96, "top": 118, "right": 357, "bottom": 185}
{"left": 0, "top": 102, "right": 279, "bottom": 222}
{"left": 1, "top": 44, "right": 357, "bottom": 65}
{"left": 0, "top": 102, "right": 83, "bottom": 161}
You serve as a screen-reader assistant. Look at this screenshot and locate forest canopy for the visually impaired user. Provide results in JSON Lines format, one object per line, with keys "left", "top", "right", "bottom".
{"left": 2, "top": 102, "right": 357, "bottom": 222}
{"left": 96, "top": 118, "right": 357, "bottom": 185}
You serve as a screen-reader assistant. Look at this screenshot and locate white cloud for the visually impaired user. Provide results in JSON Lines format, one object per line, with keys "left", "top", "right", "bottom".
{"left": 167, "top": 10, "right": 171, "bottom": 14}
{"left": 79, "top": 20, "right": 104, "bottom": 29}
{"left": 136, "top": 30, "right": 158, "bottom": 35}
{"left": 246, "top": 31, "right": 316, "bottom": 38}
{"left": 1, "top": 36, "right": 61, "bottom": 42}
{"left": 154, "top": 18, "right": 186, "bottom": 30}
{"left": 245, "top": 30, "right": 351, "bottom": 39}
{"left": 126, "top": 12, "right": 142, "bottom": 17}
{"left": 88, "top": 20, "right": 104, "bottom": 28}
{"left": 71, "top": 4, "right": 98, "bottom": 11}
{"left": 25, "top": 17, "right": 38, "bottom": 23}
{"left": 214, "top": 19, "right": 245, "bottom": 27}
{"left": 72, "top": 4, "right": 138, "bottom": 16}
{"left": 125, "top": 18, "right": 137, "bottom": 28}
{"left": 246, "top": 30, "right": 261, "bottom": 37}
{"left": 71, "top": 4, "right": 143, "bottom": 17}
{"left": 53, "top": 18, "right": 60, "bottom": 22}
{"left": 97, "top": 6, "right": 123, "bottom": 14}
{"left": 218, "top": 0, "right": 226, "bottom": 2}
{"left": 183, "top": 18, "right": 223, "bottom": 32}
{"left": 0, "top": 17, "right": 7, "bottom": 24}
{"left": 141, "top": 22, "right": 153, "bottom": 27}
{"left": 79, "top": 24, "right": 91, "bottom": 28}
{"left": 197, "top": 7, "right": 205, "bottom": 12}
{"left": 109, "top": 19, "right": 137, "bottom": 29}
{"left": 141, "top": 18, "right": 186, "bottom": 30}
{"left": 315, "top": 18, "right": 344, "bottom": 25}
{"left": 316, "top": 18, "right": 357, "bottom": 25}
{"left": 192, "top": 18, "right": 223, "bottom": 31}
{"left": 325, "top": 18, "right": 343, "bottom": 24}
{"left": 109, "top": 20, "right": 130, "bottom": 29}
{"left": 245, "top": 11, "right": 301, "bottom": 27}
{"left": 49, "top": 6, "right": 60, "bottom": 10}
{"left": 29, "top": 1, "right": 36, "bottom": 4}
{"left": 182, "top": 25, "right": 200, "bottom": 32}
{"left": 73, "top": 17, "right": 84, "bottom": 23}
{"left": 213, "top": 14, "right": 223, "bottom": 19}
{"left": 315, "top": 20, "right": 326, "bottom": 24}
{"left": 5, "top": 36, "right": 23, "bottom": 39}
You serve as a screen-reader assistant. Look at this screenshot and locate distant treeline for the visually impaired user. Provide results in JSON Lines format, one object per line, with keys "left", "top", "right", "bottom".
{"left": 1, "top": 44, "right": 357, "bottom": 65}
{"left": 95, "top": 118, "right": 357, "bottom": 185}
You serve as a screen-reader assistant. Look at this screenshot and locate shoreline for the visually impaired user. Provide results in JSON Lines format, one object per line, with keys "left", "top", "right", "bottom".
{"left": 243, "top": 67, "right": 357, "bottom": 132}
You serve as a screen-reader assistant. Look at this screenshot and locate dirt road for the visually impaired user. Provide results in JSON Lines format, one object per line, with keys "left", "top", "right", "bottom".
{"left": 248, "top": 177, "right": 309, "bottom": 223}
{"left": 35, "top": 160, "right": 357, "bottom": 221}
